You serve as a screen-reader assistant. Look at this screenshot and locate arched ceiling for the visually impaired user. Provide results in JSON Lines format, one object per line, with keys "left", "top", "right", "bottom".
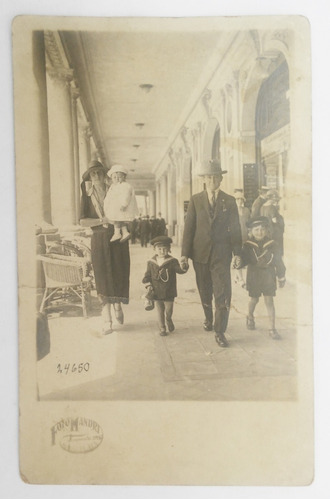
{"left": 60, "top": 28, "right": 223, "bottom": 188}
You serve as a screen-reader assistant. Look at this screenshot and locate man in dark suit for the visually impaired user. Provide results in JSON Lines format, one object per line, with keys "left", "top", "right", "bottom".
{"left": 181, "top": 160, "right": 242, "bottom": 347}
{"left": 139, "top": 215, "right": 151, "bottom": 247}
{"left": 156, "top": 212, "right": 167, "bottom": 236}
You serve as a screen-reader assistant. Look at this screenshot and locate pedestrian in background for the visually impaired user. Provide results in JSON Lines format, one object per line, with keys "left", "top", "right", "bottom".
{"left": 150, "top": 215, "right": 158, "bottom": 239}
{"left": 139, "top": 215, "right": 151, "bottom": 247}
{"left": 130, "top": 217, "right": 138, "bottom": 244}
{"left": 156, "top": 212, "right": 167, "bottom": 236}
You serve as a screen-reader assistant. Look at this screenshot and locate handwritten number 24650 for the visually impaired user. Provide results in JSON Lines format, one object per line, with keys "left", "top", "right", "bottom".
{"left": 57, "top": 363, "right": 90, "bottom": 374}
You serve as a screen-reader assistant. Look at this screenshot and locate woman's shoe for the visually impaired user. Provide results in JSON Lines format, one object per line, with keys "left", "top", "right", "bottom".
{"left": 102, "top": 322, "right": 113, "bottom": 335}
{"left": 269, "top": 329, "right": 281, "bottom": 340}
{"left": 114, "top": 304, "right": 124, "bottom": 324}
{"left": 246, "top": 316, "right": 256, "bottom": 330}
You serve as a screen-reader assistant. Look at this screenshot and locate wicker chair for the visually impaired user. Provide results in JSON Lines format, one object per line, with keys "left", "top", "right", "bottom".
{"left": 37, "top": 254, "right": 92, "bottom": 317}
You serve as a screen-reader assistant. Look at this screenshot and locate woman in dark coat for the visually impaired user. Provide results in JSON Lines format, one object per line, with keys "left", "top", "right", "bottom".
{"left": 80, "top": 160, "right": 130, "bottom": 335}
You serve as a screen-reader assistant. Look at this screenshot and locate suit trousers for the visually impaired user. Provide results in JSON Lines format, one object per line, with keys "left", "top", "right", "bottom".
{"left": 193, "top": 248, "right": 232, "bottom": 334}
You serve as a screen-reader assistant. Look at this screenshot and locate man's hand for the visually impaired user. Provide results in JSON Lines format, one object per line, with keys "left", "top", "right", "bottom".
{"left": 278, "top": 277, "right": 286, "bottom": 288}
{"left": 232, "top": 255, "right": 242, "bottom": 269}
{"left": 180, "top": 256, "right": 189, "bottom": 271}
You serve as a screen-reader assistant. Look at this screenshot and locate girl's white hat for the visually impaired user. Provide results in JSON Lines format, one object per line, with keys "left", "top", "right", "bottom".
{"left": 107, "top": 164, "right": 128, "bottom": 177}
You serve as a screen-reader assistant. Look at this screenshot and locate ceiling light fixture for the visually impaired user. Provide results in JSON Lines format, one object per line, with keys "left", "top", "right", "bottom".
{"left": 139, "top": 84, "right": 154, "bottom": 93}
{"left": 133, "top": 144, "right": 140, "bottom": 148}
{"left": 130, "top": 159, "right": 138, "bottom": 163}
{"left": 135, "top": 123, "right": 145, "bottom": 129}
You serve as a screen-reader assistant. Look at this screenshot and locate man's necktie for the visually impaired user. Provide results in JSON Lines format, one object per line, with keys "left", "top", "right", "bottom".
{"left": 210, "top": 192, "right": 216, "bottom": 217}
{"left": 211, "top": 192, "right": 216, "bottom": 209}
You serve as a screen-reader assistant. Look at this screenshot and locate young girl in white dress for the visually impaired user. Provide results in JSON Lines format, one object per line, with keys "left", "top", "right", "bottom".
{"left": 103, "top": 165, "right": 138, "bottom": 242}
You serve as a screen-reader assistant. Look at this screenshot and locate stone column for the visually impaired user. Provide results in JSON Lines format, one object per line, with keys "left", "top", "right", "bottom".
{"left": 167, "top": 166, "right": 173, "bottom": 236}
{"left": 160, "top": 174, "right": 168, "bottom": 225}
{"left": 71, "top": 86, "right": 81, "bottom": 224}
{"left": 79, "top": 122, "right": 92, "bottom": 181}
{"left": 46, "top": 67, "right": 76, "bottom": 228}
{"left": 14, "top": 31, "right": 52, "bottom": 227}
{"left": 148, "top": 190, "right": 156, "bottom": 217}
{"left": 156, "top": 181, "right": 161, "bottom": 215}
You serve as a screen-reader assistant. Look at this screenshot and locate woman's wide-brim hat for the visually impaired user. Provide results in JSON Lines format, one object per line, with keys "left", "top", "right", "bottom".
{"left": 198, "top": 159, "right": 227, "bottom": 176}
{"left": 82, "top": 160, "right": 109, "bottom": 181}
{"left": 107, "top": 164, "right": 128, "bottom": 177}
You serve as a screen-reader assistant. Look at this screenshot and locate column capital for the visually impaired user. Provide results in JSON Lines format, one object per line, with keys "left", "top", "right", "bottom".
{"left": 202, "top": 88, "right": 212, "bottom": 118}
{"left": 168, "top": 147, "right": 176, "bottom": 167}
{"left": 82, "top": 123, "right": 93, "bottom": 139}
{"left": 45, "top": 30, "right": 75, "bottom": 86}
{"left": 71, "top": 85, "right": 80, "bottom": 101}
{"left": 180, "top": 126, "right": 191, "bottom": 155}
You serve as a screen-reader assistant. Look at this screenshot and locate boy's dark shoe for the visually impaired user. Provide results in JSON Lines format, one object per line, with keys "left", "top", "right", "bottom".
{"left": 246, "top": 316, "right": 256, "bottom": 330}
{"left": 159, "top": 328, "right": 168, "bottom": 336}
{"left": 269, "top": 329, "right": 281, "bottom": 340}
{"left": 166, "top": 319, "right": 175, "bottom": 332}
{"left": 215, "top": 332, "right": 229, "bottom": 347}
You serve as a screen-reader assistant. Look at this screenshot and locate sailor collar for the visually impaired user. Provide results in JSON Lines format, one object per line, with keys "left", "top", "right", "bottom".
{"left": 149, "top": 255, "right": 176, "bottom": 268}
{"left": 245, "top": 238, "right": 275, "bottom": 249}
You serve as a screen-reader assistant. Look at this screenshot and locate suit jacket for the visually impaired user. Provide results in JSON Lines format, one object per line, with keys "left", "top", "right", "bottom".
{"left": 181, "top": 190, "right": 242, "bottom": 264}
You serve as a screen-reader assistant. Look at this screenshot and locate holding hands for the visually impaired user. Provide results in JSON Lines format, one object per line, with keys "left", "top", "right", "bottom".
{"left": 232, "top": 255, "right": 242, "bottom": 269}
{"left": 278, "top": 277, "right": 286, "bottom": 288}
{"left": 180, "top": 256, "right": 189, "bottom": 272}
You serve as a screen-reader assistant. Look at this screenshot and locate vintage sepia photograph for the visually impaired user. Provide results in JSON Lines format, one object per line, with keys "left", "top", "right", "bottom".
{"left": 13, "top": 14, "right": 313, "bottom": 485}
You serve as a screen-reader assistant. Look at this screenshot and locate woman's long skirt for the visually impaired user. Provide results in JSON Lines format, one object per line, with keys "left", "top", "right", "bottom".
{"left": 91, "top": 226, "right": 130, "bottom": 304}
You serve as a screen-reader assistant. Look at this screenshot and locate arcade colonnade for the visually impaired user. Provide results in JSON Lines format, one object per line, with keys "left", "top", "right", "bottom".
{"left": 154, "top": 30, "right": 295, "bottom": 245}
{"left": 15, "top": 27, "right": 309, "bottom": 277}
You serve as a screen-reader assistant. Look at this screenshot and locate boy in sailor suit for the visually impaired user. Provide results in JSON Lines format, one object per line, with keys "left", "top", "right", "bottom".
{"left": 238, "top": 217, "right": 286, "bottom": 339}
{"left": 142, "top": 236, "right": 188, "bottom": 336}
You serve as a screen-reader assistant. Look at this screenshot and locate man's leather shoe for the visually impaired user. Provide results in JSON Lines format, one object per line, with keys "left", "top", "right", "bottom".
{"left": 215, "top": 333, "right": 229, "bottom": 347}
{"left": 203, "top": 321, "right": 213, "bottom": 331}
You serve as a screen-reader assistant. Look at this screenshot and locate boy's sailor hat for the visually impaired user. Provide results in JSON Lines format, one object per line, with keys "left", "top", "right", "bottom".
{"left": 150, "top": 235, "right": 172, "bottom": 247}
{"left": 246, "top": 216, "right": 270, "bottom": 228}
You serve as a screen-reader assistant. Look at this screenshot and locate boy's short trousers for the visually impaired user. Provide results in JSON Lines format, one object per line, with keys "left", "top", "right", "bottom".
{"left": 247, "top": 267, "right": 276, "bottom": 298}
{"left": 248, "top": 287, "right": 276, "bottom": 298}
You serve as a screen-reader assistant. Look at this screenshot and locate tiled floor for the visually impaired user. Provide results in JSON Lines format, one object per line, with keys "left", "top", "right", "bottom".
{"left": 39, "top": 243, "right": 297, "bottom": 401}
